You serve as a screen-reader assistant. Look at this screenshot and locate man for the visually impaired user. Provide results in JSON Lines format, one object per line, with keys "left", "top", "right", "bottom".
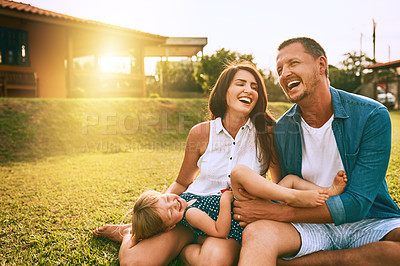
{"left": 232, "top": 37, "right": 400, "bottom": 265}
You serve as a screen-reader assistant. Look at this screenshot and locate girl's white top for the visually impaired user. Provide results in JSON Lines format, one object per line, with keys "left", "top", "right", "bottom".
{"left": 185, "top": 117, "right": 264, "bottom": 196}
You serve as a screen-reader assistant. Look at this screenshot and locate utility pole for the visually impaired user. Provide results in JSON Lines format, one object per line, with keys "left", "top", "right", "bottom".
{"left": 372, "top": 19, "right": 376, "bottom": 63}
{"left": 360, "top": 33, "right": 363, "bottom": 82}
{"left": 372, "top": 19, "right": 377, "bottom": 100}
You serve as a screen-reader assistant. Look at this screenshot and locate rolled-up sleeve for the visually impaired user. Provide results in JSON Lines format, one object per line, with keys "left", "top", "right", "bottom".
{"left": 327, "top": 107, "right": 392, "bottom": 225}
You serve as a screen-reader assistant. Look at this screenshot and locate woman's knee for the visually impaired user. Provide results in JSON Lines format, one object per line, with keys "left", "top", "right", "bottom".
{"left": 200, "top": 238, "right": 240, "bottom": 265}
{"left": 119, "top": 226, "right": 193, "bottom": 265}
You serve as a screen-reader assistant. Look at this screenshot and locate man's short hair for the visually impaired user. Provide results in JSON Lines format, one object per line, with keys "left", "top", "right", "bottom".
{"left": 278, "top": 37, "right": 328, "bottom": 76}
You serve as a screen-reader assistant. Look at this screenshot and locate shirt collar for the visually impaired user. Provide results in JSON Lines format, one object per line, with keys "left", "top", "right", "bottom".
{"left": 285, "top": 86, "right": 349, "bottom": 120}
{"left": 215, "top": 117, "right": 253, "bottom": 134}
{"left": 330, "top": 86, "right": 349, "bottom": 119}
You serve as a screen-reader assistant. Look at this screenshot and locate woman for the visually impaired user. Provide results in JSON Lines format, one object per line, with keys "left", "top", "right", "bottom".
{"left": 93, "top": 61, "right": 279, "bottom": 265}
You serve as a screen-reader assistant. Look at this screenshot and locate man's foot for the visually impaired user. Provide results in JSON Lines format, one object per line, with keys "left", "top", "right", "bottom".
{"left": 92, "top": 224, "right": 131, "bottom": 243}
{"left": 328, "top": 170, "right": 347, "bottom": 196}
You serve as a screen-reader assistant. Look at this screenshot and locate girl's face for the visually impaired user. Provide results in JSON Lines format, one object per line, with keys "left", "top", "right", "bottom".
{"left": 155, "top": 194, "right": 187, "bottom": 230}
{"left": 225, "top": 70, "right": 259, "bottom": 118}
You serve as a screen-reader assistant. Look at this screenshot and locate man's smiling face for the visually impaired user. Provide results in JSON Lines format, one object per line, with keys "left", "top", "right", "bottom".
{"left": 276, "top": 42, "right": 321, "bottom": 104}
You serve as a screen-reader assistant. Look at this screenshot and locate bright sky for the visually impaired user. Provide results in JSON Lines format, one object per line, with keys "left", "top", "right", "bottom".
{"left": 22, "top": 0, "right": 400, "bottom": 73}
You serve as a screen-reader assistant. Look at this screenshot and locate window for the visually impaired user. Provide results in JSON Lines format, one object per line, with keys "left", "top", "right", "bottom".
{"left": 0, "top": 27, "right": 29, "bottom": 66}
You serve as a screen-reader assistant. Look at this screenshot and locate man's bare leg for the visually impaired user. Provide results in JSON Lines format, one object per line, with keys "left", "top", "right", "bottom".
{"left": 277, "top": 227, "right": 400, "bottom": 266}
{"left": 239, "top": 219, "right": 301, "bottom": 266}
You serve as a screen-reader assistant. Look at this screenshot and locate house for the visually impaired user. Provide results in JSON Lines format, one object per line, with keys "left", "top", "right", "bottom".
{"left": 0, "top": 0, "right": 207, "bottom": 98}
{"left": 357, "top": 59, "right": 400, "bottom": 109}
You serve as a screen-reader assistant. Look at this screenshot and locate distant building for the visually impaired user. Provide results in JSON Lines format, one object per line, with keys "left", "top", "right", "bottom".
{"left": 357, "top": 59, "right": 400, "bottom": 110}
{"left": 0, "top": 0, "right": 207, "bottom": 98}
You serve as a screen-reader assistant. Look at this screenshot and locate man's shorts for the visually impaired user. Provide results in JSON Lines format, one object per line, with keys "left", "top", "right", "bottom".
{"left": 284, "top": 218, "right": 400, "bottom": 260}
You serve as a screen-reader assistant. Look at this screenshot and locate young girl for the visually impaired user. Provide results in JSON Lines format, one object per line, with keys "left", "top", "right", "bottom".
{"left": 131, "top": 170, "right": 347, "bottom": 244}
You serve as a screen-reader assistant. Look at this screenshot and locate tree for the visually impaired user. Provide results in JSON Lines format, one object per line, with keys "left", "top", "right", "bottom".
{"left": 151, "top": 60, "right": 202, "bottom": 96}
{"left": 328, "top": 65, "right": 358, "bottom": 92}
{"left": 194, "top": 48, "right": 257, "bottom": 93}
{"left": 263, "top": 70, "right": 288, "bottom": 102}
{"left": 329, "top": 52, "right": 374, "bottom": 92}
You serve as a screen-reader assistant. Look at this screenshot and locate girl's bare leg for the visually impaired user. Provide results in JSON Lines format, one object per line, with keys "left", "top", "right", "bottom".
{"left": 278, "top": 175, "right": 322, "bottom": 191}
{"left": 279, "top": 171, "right": 347, "bottom": 197}
{"left": 180, "top": 237, "right": 240, "bottom": 266}
{"left": 94, "top": 224, "right": 194, "bottom": 265}
{"left": 231, "top": 165, "right": 328, "bottom": 207}
{"left": 327, "top": 170, "right": 347, "bottom": 196}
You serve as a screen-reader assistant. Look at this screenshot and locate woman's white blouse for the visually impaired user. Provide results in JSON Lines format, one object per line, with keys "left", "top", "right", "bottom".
{"left": 185, "top": 117, "right": 264, "bottom": 196}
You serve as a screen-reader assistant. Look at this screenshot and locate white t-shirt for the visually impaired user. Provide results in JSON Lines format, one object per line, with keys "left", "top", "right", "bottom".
{"left": 301, "top": 115, "right": 344, "bottom": 187}
{"left": 185, "top": 117, "right": 264, "bottom": 196}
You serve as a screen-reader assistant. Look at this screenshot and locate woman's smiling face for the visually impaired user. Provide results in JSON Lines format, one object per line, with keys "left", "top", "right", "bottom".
{"left": 225, "top": 69, "right": 259, "bottom": 118}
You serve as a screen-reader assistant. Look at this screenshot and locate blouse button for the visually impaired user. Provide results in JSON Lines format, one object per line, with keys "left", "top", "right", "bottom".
{"left": 233, "top": 142, "right": 235, "bottom": 145}
{"left": 241, "top": 127, "right": 244, "bottom": 130}
{"left": 230, "top": 157, "right": 232, "bottom": 160}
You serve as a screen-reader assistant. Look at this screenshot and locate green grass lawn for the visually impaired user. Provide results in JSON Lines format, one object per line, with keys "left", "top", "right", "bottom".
{"left": 1, "top": 101, "right": 399, "bottom": 264}
{"left": 1, "top": 151, "right": 185, "bottom": 264}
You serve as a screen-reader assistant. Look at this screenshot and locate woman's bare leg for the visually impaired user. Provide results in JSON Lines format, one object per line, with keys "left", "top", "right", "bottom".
{"left": 92, "top": 224, "right": 131, "bottom": 243}
{"left": 120, "top": 224, "right": 194, "bottom": 265}
{"left": 94, "top": 224, "right": 194, "bottom": 265}
{"left": 231, "top": 165, "right": 328, "bottom": 207}
{"left": 180, "top": 237, "right": 240, "bottom": 266}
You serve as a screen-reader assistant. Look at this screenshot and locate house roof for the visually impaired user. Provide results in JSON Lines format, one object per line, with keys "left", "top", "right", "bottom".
{"left": 0, "top": 0, "right": 85, "bottom": 21}
{"left": 0, "top": 0, "right": 207, "bottom": 58}
{"left": 365, "top": 59, "right": 400, "bottom": 70}
{"left": 0, "top": 0, "right": 167, "bottom": 41}
{"left": 145, "top": 37, "right": 208, "bottom": 57}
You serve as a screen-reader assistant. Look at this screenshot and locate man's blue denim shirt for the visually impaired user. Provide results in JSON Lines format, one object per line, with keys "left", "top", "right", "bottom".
{"left": 274, "top": 87, "right": 400, "bottom": 225}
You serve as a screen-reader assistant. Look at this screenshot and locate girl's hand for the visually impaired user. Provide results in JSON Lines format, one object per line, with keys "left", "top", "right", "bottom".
{"left": 221, "top": 190, "right": 234, "bottom": 203}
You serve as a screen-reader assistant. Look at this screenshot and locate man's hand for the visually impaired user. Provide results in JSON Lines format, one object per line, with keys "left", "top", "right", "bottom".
{"left": 233, "top": 198, "right": 288, "bottom": 227}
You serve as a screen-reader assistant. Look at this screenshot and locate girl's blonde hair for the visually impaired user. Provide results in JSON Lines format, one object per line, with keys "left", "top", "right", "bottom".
{"left": 131, "top": 190, "right": 168, "bottom": 241}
